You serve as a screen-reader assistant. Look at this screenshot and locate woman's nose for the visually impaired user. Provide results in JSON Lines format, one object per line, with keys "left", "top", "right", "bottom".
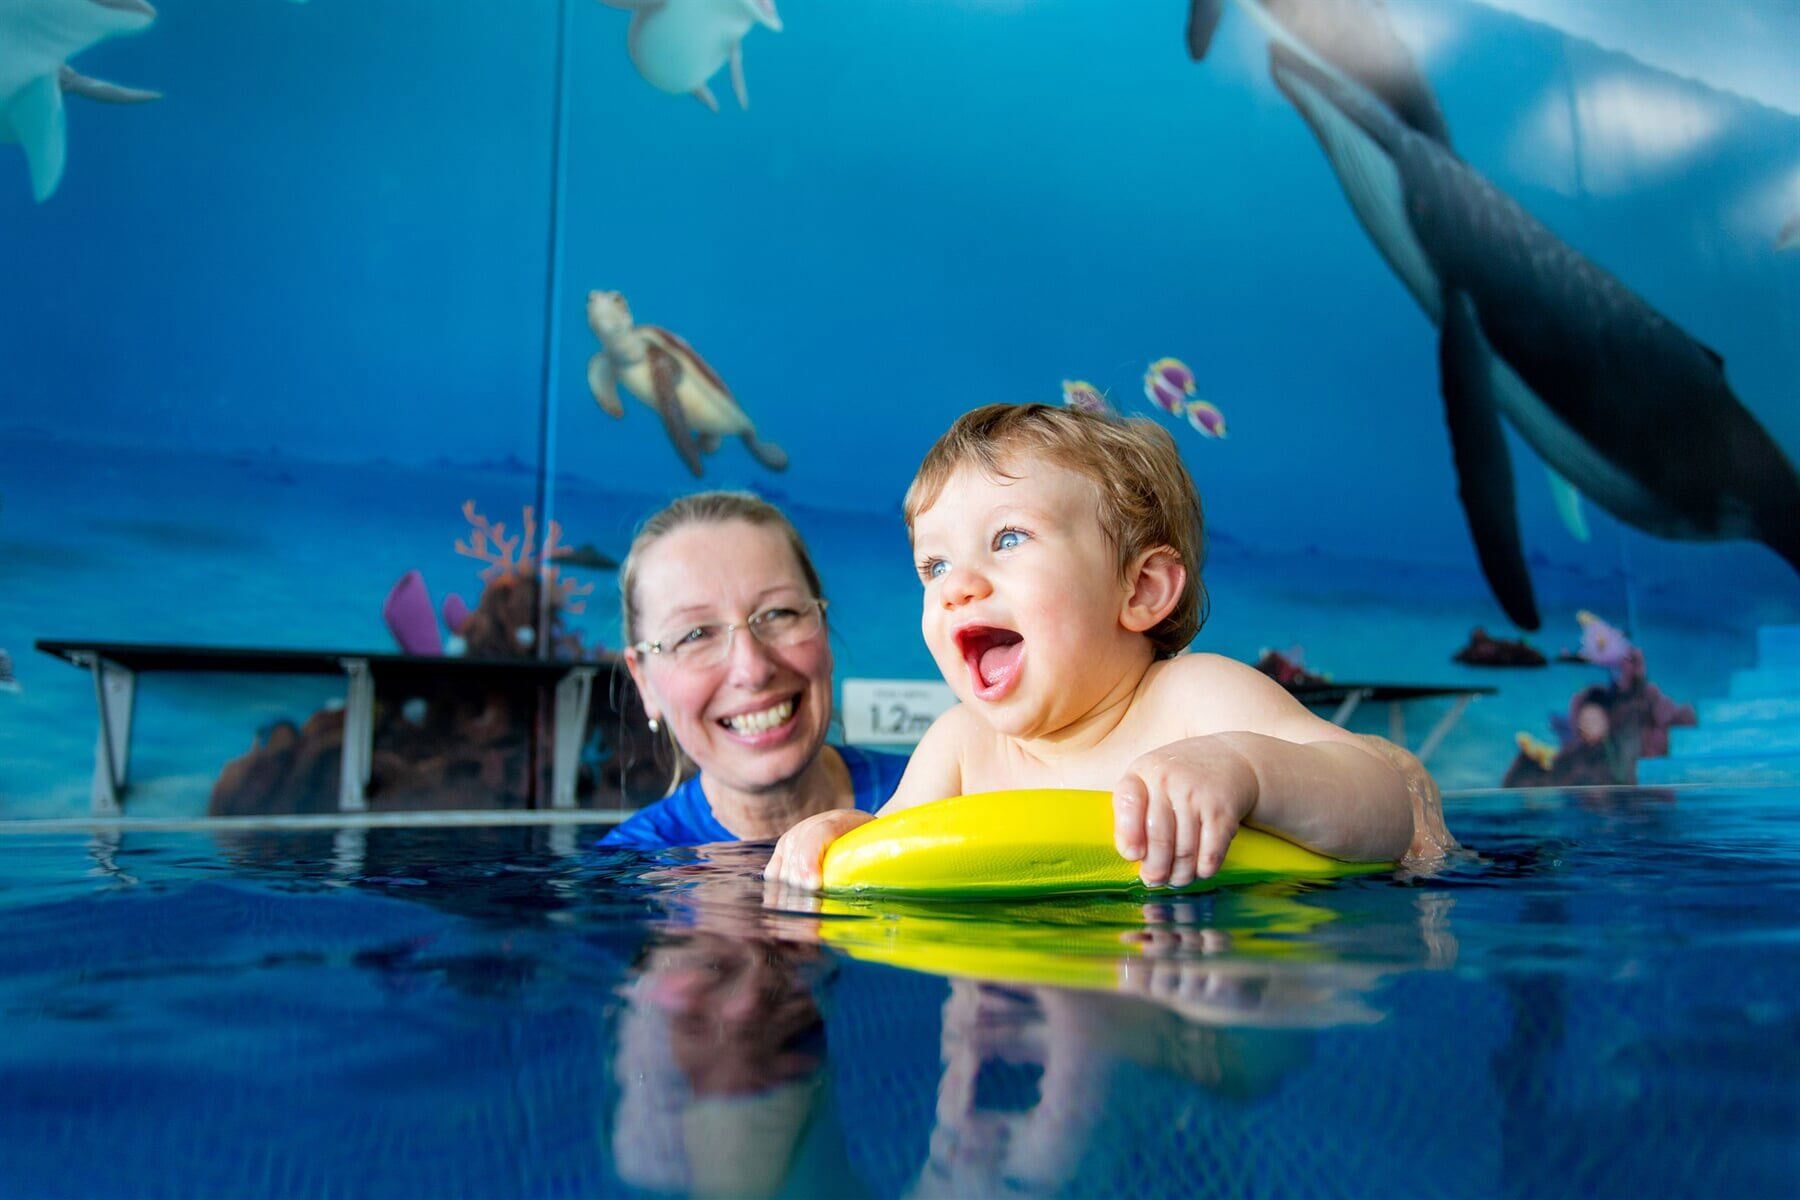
{"left": 725, "top": 624, "right": 778, "bottom": 683}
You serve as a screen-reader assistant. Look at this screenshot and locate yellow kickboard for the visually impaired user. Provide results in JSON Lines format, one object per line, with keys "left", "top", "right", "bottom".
{"left": 820, "top": 788, "right": 1387, "bottom": 898}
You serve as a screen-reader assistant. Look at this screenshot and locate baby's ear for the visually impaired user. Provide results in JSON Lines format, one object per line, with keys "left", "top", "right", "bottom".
{"left": 1120, "top": 547, "right": 1185, "bottom": 635}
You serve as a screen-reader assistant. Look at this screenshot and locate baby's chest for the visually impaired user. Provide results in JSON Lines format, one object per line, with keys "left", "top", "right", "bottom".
{"left": 960, "top": 705, "right": 1201, "bottom": 792}
{"left": 961, "top": 743, "right": 1144, "bottom": 794}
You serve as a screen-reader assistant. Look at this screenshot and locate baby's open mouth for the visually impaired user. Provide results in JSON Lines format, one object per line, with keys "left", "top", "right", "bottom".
{"left": 956, "top": 625, "right": 1025, "bottom": 700}
{"left": 718, "top": 695, "right": 798, "bottom": 736}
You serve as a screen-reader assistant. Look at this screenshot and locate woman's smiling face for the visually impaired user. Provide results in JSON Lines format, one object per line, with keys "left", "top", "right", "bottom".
{"left": 626, "top": 519, "right": 834, "bottom": 794}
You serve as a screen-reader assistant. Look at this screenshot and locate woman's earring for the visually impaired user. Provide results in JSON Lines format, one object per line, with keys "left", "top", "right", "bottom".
{"left": 647, "top": 717, "right": 661, "bottom": 733}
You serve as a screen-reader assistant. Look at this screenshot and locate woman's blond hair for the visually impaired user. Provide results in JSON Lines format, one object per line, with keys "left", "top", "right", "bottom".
{"left": 619, "top": 491, "right": 828, "bottom": 793}
{"left": 903, "top": 403, "right": 1208, "bottom": 658}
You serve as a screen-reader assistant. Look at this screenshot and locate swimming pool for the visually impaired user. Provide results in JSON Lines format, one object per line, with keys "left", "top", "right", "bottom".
{"left": 1, "top": 786, "right": 1794, "bottom": 1198}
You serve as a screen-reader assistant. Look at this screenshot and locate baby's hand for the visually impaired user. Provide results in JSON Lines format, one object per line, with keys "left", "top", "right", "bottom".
{"left": 1112, "top": 738, "right": 1258, "bottom": 888}
{"left": 763, "top": 808, "right": 876, "bottom": 891}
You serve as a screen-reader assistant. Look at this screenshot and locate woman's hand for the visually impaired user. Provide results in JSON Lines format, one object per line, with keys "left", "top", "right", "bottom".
{"left": 763, "top": 808, "right": 875, "bottom": 891}
{"left": 1112, "top": 736, "right": 1259, "bottom": 888}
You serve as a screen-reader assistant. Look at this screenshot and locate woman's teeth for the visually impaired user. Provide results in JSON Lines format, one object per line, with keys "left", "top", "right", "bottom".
{"left": 724, "top": 699, "right": 795, "bottom": 734}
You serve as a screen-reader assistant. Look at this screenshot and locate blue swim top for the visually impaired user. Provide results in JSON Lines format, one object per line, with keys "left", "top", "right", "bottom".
{"left": 597, "top": 745, "right": 909, "bottom": 851}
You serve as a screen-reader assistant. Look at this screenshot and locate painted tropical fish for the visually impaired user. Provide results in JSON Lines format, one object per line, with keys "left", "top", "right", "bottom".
{"left": 1185, "top": 399, "right": 1228, "bottom": 438}
{"left": 1061, "top": 379, "right": 1111, "bottom": 416}
{"left": 598, "top": 0, "right": 782, "bottom": 112}
{"left": 1514, "top": 731, "right": 1556, "bottom": 771}
{"left": 1143, "top": 357, "right": 1195, "bottom": 415}
{"left": 1574, "top": 610, "right": 1632, "bottom": 670}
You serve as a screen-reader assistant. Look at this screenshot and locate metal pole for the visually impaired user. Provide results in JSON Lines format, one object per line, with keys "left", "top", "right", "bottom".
{"left": 534, "top": 0, "right": 573, "bottom": 660}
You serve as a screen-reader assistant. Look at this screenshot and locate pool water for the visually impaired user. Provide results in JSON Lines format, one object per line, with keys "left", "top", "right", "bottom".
{"left": 1, "top": 787, "right": 1795, "bottom": 1198}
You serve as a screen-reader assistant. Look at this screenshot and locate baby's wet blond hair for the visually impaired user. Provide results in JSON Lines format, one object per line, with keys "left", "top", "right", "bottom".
{"left": 903, "top": 403, "right": 1208, "bottom": 659}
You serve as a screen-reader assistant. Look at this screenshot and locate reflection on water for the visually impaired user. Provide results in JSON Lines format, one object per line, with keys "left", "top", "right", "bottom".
{"left": 0, "top": 789, "right": 1796, "bottom": 1197}
{"left": 621, "top": 846, "right": 1462, "bottom": 1197}
{"left": 613, "top": 932, "right": 837, "bottom": 1196}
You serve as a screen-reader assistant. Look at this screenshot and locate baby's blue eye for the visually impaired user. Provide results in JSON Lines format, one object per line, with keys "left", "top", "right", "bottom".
{"left": 928, "top": 559, "right": 949, "bottom": 579}
{"left": 994, "top": 529, "right": 1027, "bottom": 552}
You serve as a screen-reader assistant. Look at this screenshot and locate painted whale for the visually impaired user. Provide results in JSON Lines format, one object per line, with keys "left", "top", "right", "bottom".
{"left": 0, "top": 0, "right": 159, "bottom": 202}
{"left": 1268, "top": 45, "right": 1800, "bottom": 627}
{"left": 1189, "top": 1, "right": 1596, "bottom": 584}
{"left": 1187, "top": 0, "right": 1449, "bottom": 145}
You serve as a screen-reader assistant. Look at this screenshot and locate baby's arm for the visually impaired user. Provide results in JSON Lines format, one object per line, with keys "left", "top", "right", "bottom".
{"left": 872, "top": 703, "right": 972, "bottom": 816}
{"left": 1115, "top": 657, "right": 1416, "bottom": 886}
{"left": 763, "top": 706, "right": 968, "bottom": 890}
{"left": 1350, "top": 732, "right": 1458, "bottom": 864}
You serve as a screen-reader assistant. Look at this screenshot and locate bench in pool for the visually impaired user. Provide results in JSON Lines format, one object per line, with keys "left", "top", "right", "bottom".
{"left": 36, "top": 640, "right": 616, "bottom": 816}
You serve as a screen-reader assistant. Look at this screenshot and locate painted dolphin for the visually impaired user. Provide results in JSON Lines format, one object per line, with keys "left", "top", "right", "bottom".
{"left": 1268, "top": 45, "right": 1800, "bottom": 628}
{"left": 1190, "top": 0, "right": 1602, "bottom": 547}
{"left": 0, "top": 0, "right": 158, "bottom": 201}
{"left": 598, "top": 0, "right": 781, "bottom": 112}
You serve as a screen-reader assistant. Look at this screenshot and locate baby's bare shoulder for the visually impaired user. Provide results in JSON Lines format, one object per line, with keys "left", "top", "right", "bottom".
{"left": 884, "top": 704, "right": 980, "bottom": 811}
{"left": 904, "top": 703, "right": 979, "bottom": 769}
{"left": 923, "top": 701, "right": 983, "bottom": 744}
{"left": 1140, "top": 653, "right": 1312, "bottom": 734}
{"left": 1144, "top": 652, "right": 1274, "bottom": 697}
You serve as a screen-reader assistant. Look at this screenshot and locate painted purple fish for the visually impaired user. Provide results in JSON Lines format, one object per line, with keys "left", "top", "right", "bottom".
{"left": 1185, "top": 399, "right": 1228, "bottom": 438}
{"left": 1061, "top": 379, "right": 1111, "bottom": 416}
{"left": 1143, "top": 356, "right": 1195, "bottom": 415}
{"left": 1156, "top": 357, "right": 1195, "bottom": 392}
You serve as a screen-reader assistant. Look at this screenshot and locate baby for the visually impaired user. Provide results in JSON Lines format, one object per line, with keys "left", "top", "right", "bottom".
{"left": 766, "top": 403, "right": 1444, "bottom": 890}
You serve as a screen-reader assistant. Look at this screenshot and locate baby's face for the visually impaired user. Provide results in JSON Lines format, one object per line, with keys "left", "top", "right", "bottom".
{"left": 911, "top": 458, "right": 1133, "bottom": 737}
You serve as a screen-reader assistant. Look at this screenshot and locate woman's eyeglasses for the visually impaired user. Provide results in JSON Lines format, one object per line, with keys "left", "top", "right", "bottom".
{"left": 633, "top": 599, "right": 828, "bottom": 669}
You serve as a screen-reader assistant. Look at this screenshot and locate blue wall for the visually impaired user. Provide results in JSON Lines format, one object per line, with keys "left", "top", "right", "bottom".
{"left": 3, "top": 0, "right": 1796, "bottom": 811}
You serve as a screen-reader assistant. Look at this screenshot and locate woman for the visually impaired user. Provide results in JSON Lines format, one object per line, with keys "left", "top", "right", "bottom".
{"left": 600, "top": 492, "right": 908, "bottom": 849}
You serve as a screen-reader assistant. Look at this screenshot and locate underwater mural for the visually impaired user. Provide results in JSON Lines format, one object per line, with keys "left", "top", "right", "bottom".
{"left": 450, "top": 500, "right": 597, "bottom": 659}
{"left": 1060, "top": 379, "right": 1111, "bottom": 417}
{"left": 213, "top": 499, "right": 655, "bottom": 815}
{"left": 0, "top": 0, "right": 159, "bottom": 202}
{"left": 596, "top": 0, "right": 782, "bottom": 112}
{"left": 1501, "top": 610, "right": 1697, "bottom": 787}
{"left": 0, "top": 0, "right": 1796, "bottom": 813}
{"left": 1187, "top": 0, "right": 1800, "bottom": 631}
{"left": 1143, "top": 356, "right": 1227, "bottom": 439}
{"left": 585, "top": 289, "right": 788, "bottom": 478}
{"left": 383, "top": 501, "right": 614, "bottom": 660}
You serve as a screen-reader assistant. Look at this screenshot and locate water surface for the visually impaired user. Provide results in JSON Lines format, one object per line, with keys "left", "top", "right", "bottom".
{"left": 1, "top": 787, "right": 1795, "bottom": 1198}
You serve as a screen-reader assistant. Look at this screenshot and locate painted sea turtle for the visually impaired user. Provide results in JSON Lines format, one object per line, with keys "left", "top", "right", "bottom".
{"left": 585, "top": 289, "right": 788, "bottom": 477}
